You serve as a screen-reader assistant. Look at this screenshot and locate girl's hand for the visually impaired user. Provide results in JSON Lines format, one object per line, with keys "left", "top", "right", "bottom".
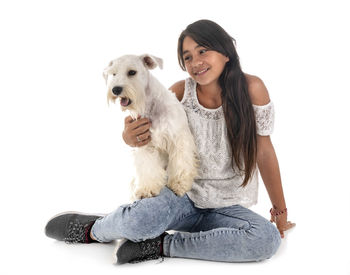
{"left": 270, "top": 212, "right": 296, "bottom": 238}
{"left": 122, "top": 115, "right": 152, "bottom": 147}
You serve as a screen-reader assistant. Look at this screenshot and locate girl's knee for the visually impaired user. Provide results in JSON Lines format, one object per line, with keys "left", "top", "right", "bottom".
{"left": 269, "top": 223, "right": 282, "bottom": 256}
{"left": 117, "top": 189, "right": 176, "bottom": 241}
{"left": 256, "top": 221, "right": 281, "bottom": 260}
{"left": 120, "top": 207, "right": 170, "bottom": 241}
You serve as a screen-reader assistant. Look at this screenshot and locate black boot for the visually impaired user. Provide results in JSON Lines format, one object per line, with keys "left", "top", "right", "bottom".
{"left": 45, "top": 212, "right": 103, "bottom": 243}
{"left": 116, "top": 233, "right": 168, "bottom": 264}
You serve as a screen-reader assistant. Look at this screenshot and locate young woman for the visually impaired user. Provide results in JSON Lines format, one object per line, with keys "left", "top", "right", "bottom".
{"left": 45, "top": 19, "right": 295, "bottom": 264}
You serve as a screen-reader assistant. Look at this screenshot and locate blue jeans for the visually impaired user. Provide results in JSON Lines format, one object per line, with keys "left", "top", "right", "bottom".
{"left": 91, "top": 187, "right": 281, "bottom": 262}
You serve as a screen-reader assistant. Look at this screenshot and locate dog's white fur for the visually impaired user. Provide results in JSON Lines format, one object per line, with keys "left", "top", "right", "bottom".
{"left": 104, "top": 54, "right": 198, "bottom": 200}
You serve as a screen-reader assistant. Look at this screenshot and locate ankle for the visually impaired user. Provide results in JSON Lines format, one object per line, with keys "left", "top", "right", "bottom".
{"left": 85, "top": 222, "right": 98, "bottom": 243}
{"left": 90, "top": 231, "right": 97, "bottom": 241}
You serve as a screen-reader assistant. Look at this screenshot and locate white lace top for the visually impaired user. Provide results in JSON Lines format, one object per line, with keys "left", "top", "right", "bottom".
{"left": 182, "top": 78, "right": 275, "bottom": 208}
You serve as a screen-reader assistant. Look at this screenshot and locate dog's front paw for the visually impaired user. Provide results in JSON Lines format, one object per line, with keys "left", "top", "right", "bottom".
{"left": 133, "top": 186, "right": 162, "bottom": 200}
{"left": 173, "top": 188, "right": 187, "bottom": 197}
{"left": 168, "top": 180, "right": 192, "bottom": 197}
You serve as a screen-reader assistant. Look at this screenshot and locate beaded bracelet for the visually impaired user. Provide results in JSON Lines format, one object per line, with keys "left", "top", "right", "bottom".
{"left": 270, "top": 207, "right": 287, "bottom": 216}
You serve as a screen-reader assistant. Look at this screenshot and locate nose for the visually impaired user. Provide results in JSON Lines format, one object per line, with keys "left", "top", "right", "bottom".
{"left": 192, "top": 55, "right": 203, "bottom": 67}
{"left": 112, "top": 86, "right": 123, "bottom": 96}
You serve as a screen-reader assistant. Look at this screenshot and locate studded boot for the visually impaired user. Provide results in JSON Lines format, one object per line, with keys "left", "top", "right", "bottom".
{"left": 45, "top": 212, "right": 103, "bottom": 243}
{"left": 116, "top": 232, "right": 168, "bottom": 264}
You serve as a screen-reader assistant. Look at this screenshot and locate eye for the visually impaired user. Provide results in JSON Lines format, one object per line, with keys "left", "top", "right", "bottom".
{"left": 113, "top": 73, "right": 116, "bottom": 76}
{"left": 184, "top": 55, "right": 191, "bottom": 61}
{"left": 128, "top": 70, "right": 137, "bottom": 76}
{"left": 199, "top": 49, "right": 208, "bottom": 54}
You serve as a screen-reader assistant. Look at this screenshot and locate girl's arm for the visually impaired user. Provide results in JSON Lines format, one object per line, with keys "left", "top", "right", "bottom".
{"left": 257, "top": 135, "right": 295, "bottom": 238}
{"left": 246, "top": 74, "right": 295, "bottom": 238}
{"left": 257, "top": 135, "right": 286, "bottom": 210}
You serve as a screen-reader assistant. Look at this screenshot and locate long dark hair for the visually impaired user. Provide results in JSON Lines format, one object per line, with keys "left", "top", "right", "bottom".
{"left": 177, "top": 19, "right": 257, "bottom": 187}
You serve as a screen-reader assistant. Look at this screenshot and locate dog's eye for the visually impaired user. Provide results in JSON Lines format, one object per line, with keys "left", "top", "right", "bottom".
{"left": 128, "top": 70, "right": 137, "bottom": 76}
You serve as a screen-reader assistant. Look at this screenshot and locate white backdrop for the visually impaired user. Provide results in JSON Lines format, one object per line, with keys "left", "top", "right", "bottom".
{"left": 1, "top": 0, "right": 349, "bottom": 274}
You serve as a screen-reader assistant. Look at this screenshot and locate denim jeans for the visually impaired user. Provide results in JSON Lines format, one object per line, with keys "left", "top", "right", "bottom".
{"left": 91, "top": 187, "right": 281, "bottom": 262}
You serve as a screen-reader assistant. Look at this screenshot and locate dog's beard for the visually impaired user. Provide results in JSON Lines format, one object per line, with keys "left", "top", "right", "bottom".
{"left": 107, "top": 85, "right": 146, "bottom": 118}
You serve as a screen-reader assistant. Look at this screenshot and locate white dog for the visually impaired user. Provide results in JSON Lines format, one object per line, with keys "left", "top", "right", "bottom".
{"left": 103, "top": 54, "right": 198, "bottom": 200}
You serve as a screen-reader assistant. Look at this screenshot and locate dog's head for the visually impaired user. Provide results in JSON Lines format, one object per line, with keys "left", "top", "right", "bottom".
{"left": 103, "top": 54, "right": 163, "bottom": 116}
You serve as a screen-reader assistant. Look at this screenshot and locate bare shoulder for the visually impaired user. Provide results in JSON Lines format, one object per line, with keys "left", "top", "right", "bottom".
{"left": 244, "top": 73, "right": 271, "bottom": 106}
{"left": 169, "top": 80, "right": 185, "bottom": 101}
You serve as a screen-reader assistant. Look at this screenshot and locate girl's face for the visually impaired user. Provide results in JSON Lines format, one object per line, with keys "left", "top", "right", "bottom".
{"left": 182, "top": 36, "right": 229, "bottom": 87}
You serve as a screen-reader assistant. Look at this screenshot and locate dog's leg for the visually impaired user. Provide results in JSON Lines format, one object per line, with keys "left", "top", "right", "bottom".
{"left": 132, "top": 146, "right": 167, "bottom": 200}
{"left": 166, "top": 133, "right": 198, "bottom": 197}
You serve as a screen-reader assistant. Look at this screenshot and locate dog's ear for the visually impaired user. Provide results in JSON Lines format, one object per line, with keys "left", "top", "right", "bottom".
{"left": 140, "top": 54, "right": 163, "bottom": 70}
{"left": 103, "top": 60, "right": 114, "bottom": 83}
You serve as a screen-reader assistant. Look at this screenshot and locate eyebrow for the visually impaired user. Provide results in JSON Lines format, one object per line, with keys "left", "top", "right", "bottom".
{"left": 182, "top": 45, "right": 203, "bottom": 56}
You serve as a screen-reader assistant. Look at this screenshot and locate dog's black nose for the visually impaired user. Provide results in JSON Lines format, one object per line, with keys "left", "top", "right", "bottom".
{"left": 112, "top": 86, "right": 123, "bottom": 95}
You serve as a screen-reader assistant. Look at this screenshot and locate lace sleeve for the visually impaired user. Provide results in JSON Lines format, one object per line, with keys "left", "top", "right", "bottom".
{"left": 252, "top": 101, "right": 275, "bottom": 136}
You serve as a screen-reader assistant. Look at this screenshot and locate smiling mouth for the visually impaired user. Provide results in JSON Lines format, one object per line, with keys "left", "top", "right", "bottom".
{"left": 120, "top": 97, "right": 132, "bottom": 107}
{"left": 194, "top": 68, "right": 209, "bottom": 76}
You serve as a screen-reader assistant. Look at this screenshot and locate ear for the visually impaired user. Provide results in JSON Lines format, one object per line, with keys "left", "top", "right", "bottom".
{"left": 140, "top": 54, "right": 163, "bottom": 70}
{"left": 103, "top": 60, "right": 114, "bottom": 83}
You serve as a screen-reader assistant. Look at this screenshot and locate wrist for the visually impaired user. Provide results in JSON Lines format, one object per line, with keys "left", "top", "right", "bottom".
{"left": 270, "top": 206, "right": 287, "bottom": 217}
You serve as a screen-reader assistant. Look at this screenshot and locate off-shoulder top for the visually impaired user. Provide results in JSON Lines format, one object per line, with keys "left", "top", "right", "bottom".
{"left": 181, "top": 77, "right": 275, "bottom": 208}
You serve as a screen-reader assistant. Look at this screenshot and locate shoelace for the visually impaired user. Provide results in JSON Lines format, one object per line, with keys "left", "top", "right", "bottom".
{"left": 64, "top": 220, "right": 90, "bottom": 244}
